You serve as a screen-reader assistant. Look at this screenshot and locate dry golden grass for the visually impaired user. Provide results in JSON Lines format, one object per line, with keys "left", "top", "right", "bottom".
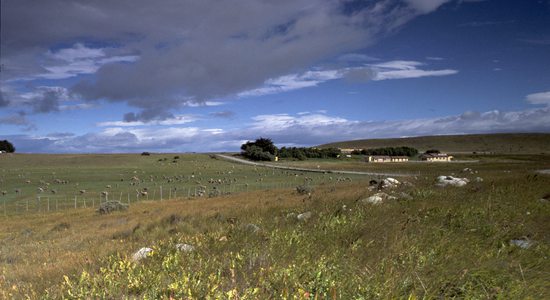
{"left": 1, "top": 182, "right": 364, "bottom": 297}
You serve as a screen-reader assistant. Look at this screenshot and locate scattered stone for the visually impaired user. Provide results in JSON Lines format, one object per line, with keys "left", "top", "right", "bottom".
{"left": 361, "top": 192, "right": 391, "bottom": 205}
{"left": 132, "top": 247, "right": 153, "bottom": 261}
{"left": 379, "top": 178, "right": 400, "bottom": 189}
{"left": 219, "top": 236, "right": 228, "bottom": 242}
{"left": 509, "top": 237, "right": 534, "bottom": 249}
{"left": 286, "top": 212, "right": 297, "bottom": 219}
{"left": 297, "top": 211, "right": 312, "bottom": 222}
{"left": 245, "top": 223, "right": 260, "bottom": 233}
{"left": 175, "top": 243, "right": 195, "bottom": 252}
{"left": 436, "top": 176, "right": 469, "bottom": 187}
{"left": 474, "top": 177, "right": 484, "bottom": 182}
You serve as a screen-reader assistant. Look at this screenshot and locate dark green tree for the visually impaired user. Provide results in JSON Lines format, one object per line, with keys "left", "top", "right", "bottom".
{"left": 0, "top": 140, "right": 15, "bottom": 153}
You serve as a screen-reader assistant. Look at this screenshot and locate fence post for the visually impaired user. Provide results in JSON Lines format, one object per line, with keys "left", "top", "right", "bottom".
{"left": 74, "top": 196, "right": 77, "bottom": 209}
{"left": 160, "top": 186, "right": 163, "bottom": 201}
{"left": 47, "top": 197, "right": 50, "bottom": 212}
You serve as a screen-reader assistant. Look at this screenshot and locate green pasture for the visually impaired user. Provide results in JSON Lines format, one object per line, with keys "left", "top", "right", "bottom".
{"left": 0, "top": 153, "right": 366, "bottom": 215}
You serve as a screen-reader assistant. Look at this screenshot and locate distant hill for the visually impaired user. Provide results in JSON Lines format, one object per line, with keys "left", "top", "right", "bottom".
{"left": 319, "top": 133, "right": 550, "bottom": 154}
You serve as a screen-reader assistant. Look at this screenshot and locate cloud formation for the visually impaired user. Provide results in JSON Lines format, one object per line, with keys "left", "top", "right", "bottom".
{"left": 2, "top": 0, "right": 453, "bottom": 121}
{"left": 7, "top": 105, "right": 550, "bottom": 153}
{"left": 526, "top": 91, "right": 550, "bottom": 106}
{"left": 240, "top": 60, "right": 458, "bottom": 97}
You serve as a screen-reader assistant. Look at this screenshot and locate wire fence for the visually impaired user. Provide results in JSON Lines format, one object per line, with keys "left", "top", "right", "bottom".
{"left": 1, "top": 180, "right": 350, "bottom": 217}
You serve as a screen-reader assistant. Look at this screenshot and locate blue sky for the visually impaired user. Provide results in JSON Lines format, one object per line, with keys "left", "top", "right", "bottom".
{"left": 1, "top": 0, "right": 549, "bottom": 153}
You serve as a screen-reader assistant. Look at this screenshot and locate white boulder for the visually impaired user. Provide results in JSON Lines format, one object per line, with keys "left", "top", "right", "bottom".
{"left": 132, "top": 247, "right": 153, "bottom": 261}
{"left": 297, "top": 211, "right": 312, "bottom": 221}
{"left": 436, "top": 176, "right": 469, "bottom": 187}
{"left": 361, "top": 192, "right": 393, "bottom": 205}
{"left": 175, "top": 243, "right": 195, "bottom": 252}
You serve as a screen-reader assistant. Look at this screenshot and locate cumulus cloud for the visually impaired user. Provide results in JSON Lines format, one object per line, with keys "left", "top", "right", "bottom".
{"left": 526, "top": 91, "right": 550, "bottom": 106}
{"left": 1, "top": 0, "right": 452, "bottom": 121}
{"left": 8, "top": 106, "right": 550, "bottom": 153}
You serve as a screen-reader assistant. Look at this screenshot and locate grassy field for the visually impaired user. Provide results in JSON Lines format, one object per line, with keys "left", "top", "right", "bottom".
{"left": 0, "top": 153, "right": 365, "bottom": 216}
{"left": 1, "top": 153, "right": 549, "bottom": 298}
{"left": 319, "top": 133, "right": 550, "bottom": 154}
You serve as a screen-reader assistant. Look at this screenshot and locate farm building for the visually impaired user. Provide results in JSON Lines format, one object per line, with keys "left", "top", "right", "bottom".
{"left": 419, "top": 153, "right": 453, "bottom": 162}
{"left": 366, "top": 156, "right": 409, "bottom": 163}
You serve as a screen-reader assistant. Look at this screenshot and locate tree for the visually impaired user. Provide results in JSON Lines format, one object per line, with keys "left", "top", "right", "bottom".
{"left": 240, "top": 137, "right": 278, "bottom": 161}
{"left": 425, "top": 149, "right": 440, "bottom": 154}
{"left": 0, "top": 140, "right": 15, "bottom": 153}
{"left": 242, "top": 145, "right": 274, "bottom": 161}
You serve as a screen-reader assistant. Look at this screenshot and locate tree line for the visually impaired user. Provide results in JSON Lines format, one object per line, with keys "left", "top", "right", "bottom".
{"left": 241, "top": 138, "right": 341, "bottom": 161}
{"left": 352, "top": 146, "right": 418, "bottom": 157}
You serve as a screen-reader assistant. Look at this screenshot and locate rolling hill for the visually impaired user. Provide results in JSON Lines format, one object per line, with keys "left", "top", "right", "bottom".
{"left": 319, "top": 133, "right": 550, "bottom": 154}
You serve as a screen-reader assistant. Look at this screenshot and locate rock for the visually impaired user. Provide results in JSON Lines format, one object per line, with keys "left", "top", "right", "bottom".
{"left": 286, "top": 212, "right": 297, "bottom": 219}
{"left": 435, "top": 176, "right": 469, "bottom": 187}
{"left": 97, "top": 201, "right": 128, "bottom": 214}
{"left": 219, "top": 236, "right": 228, "bottom": 242}
{"left": 297, "top": 211, "right": 312, "bottom": 221}
{"left": 509, "top": 238, "right": 534, "bottom": 249}
{"left": 132, "top": 247, "right": 153, "bottom": 261}
{"left": 474, "top": 177, "right": 483, "bottom": 182}
{"left": 245, "top": 223, "right": 260, "bottom": 233}
{"left": 175, "top": 243, "right": 195, "bottom": 252}
{"left": 361, "top": 192, "right": 390, "bottom": 205}
{"left": 380, "top": 178, "right": 400, "bottom": 189}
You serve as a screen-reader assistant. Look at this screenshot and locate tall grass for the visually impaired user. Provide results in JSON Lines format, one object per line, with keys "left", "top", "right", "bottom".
{"left": 1, "top": 154, "right": 549, "bottom": 298}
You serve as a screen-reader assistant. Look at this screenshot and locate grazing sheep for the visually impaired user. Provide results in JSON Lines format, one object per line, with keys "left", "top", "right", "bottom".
{"left": 101, "top": 191, "right": 109, "bottom": 196}
{"left": 140, "top": 191, "right": 148, "bottom": 196}
{"left": 79, "top": 190, "right": 86, "bottom": 194}
{"left": 51, "top": 189, "right": 57, "bottom": 194}
{"left": 15, "top": 188, "right": 21, "bottom": 194}
{"left": 25, "top": 180, "right": 31, "bottom": 184}
{"left": 106, "top": 185, "right": 112, "bottom": 189}
{"left": 1, "top": 191, "right": 7, "bottom": 196}
{"left": 37, "top": 187, "right": 44, "bottom": 193}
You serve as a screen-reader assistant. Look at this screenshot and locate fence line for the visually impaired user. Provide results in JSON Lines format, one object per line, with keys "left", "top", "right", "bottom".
{"left": 1, "top": 175, "right": 365, "bottom": 217}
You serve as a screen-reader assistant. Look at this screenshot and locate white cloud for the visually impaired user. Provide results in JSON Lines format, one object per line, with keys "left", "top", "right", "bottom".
{"left": 186, "top": 101, "right": 224, "bottom": 107}
{"left": 239, "top": 70, "right": 344, "bottom": 97}
{"left": 37, "top": 43, "right": 139, "bottom": 80}
{"left": 526, "top": 91, "right": 550, "bottom": 106}
{"left": 239, "top": 60, "right": 457, "bottom": 97}
{"left": 8, "top": 106, "right": 550, "bottom": 153}
{"left": 404, "top": 0, "right": 452, "bottom": 14}
{"left": 368, "top": 60, "right": 458, "bottom": 80}
{"left": 59, "top": 103, "right": 96, "bottom": 111}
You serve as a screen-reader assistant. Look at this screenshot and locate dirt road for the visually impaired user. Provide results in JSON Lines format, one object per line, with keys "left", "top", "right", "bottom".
{"left": 215, "top": 154, "right": 412, "bottom": 177}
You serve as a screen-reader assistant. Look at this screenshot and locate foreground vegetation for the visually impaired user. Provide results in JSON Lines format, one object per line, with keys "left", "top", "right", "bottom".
{"left": 1, "top": 153, "right": 549, "bottom": 298}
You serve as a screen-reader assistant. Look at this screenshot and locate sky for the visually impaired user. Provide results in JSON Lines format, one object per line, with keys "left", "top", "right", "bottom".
{"left": 1, "top": 0, "right": 549, "bottom": 153}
